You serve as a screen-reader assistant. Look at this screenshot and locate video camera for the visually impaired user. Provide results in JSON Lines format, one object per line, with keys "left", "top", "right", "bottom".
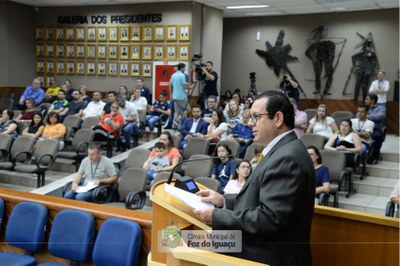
{"left": 191, "top": 53, "right": 206, "bottom": 78}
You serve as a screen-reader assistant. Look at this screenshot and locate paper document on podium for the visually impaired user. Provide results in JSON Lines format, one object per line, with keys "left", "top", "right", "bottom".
{"left": 76, "top": 181, "right": 99, "bottom": 193}
{"left": 165, "top": 183, "right": 214, "bottom": 210}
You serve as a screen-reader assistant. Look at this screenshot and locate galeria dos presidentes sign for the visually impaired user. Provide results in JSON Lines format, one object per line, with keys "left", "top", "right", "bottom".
{"left": 57, "top": 14, "right": 162, "bottom": 24}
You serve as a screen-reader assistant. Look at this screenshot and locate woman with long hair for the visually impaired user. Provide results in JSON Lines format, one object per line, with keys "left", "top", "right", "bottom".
{"left": 224, "top": 160, "right": 252, "bottom": 194}
{"left": 306, "top": 104, "right": 338, "bottom": 138}
{"left": 224, "top": 99, "right": 242, "bottom": 130}
{"left": 16, "top": 98, "right": 38, "bottom": 122}
{"left": 22, "top": 111, "right": 44, "bottom": 140}
{"left": 307, "top": 145, "right": 330, "bottom": 202}
{"left": 201, "top": 109, "right": 228, "bottom": 142}
{"left": 0, "top": 109, "right": 18, "bottom": 138}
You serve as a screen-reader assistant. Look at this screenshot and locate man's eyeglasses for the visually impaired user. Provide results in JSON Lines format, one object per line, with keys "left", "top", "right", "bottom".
{"left": 249, "top": 113, "right": 270, "bottom": 123}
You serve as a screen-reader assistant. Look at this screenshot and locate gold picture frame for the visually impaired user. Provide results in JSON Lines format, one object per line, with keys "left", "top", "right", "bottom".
{"left": 86, "top": 62, "right": 96, "bottom": 75}
{"left": 130, "top": 26, "right": 141, "bottom": 41}
{"left": 36, "top": 27, "right": 45, "bottom": 40}
{"left": 86, "top": 45, "right": 96, "bottom": 59}
{"left": 36, "top": 44, "right": 45, "bottom": 57}
{"left": 66, "top": 62, "right": 75, "bottom": 75}
{"left": 108, "top": 27, "right": 118, "bottom": 42}
{"left": 166, "top": 25, "right": 177, "bottom": 41}
{"left": 142, "top": 26, "right": 153, "bottom": 41}
{"left": 119, "top": 26, "right": 130, "bottom": 42}
{"left": 141, "top": 45, "right": 152, "bottom": 60}
{"left": 75, "top": 44, "right": 85, "bottom": 58}
{"left": 46, "top": 61, "right": 55, "bottom": 74}
{"left": 76, "top": 62, "right": 85, "bottom": 75}
{"left": 56, "top": 44, "right": 65, "bottom": 58}
{"left": 178, "top": 44, "right": 190, "bottom": 61}
{"left": 56, "top": 61, "right": 65, "bottom": 74}
{"left": 119, "top": 62, "right": 129, "bottom": 76}
{"left": 45, "top": 27, "right": 55, "bottom": 40}
{"left": 97, "top": 62, "right": 107, "bottom": 76}
{"left": 108, "top": 45, "right": 118, "bottom": 59}
{"left": 45, "top": 76, "right": 54, "bottom": 88}
{"left": 179, "top": 25, "right": 190, "bottom": 41}
{"left": 97, "top": 45, "right": 107, "bottom": 59}
{"left": 97, "top": 27, "right": 107, "bottom": 41}
{"left": 130, "top": 45, "right": 140, "bottom": 60}
{"left": 66, "top": 27, "right": 75, "bottom": 40}
{"left": 142, "top": 63, "right": 152, "bottom": 77}
{"left": 119, "top": 45, "right": 129, "bottom": 60}
{"left": 75, "top": 27, "right": 85, "bottom": 41}
{"left": 130, "top": 62, "right": 140, "bottom": 77}
{"left": 36, "top": 60, "right": 45, "bottom": 73}
{"left": 166, "top": 45, "right": 177, "bottom": 60}
{"left": 153, "top": 45, "right": 164, "bottom": 60}
{"left": 45, "top": 44, "right": 55, "bottom": 57}
{"left": 108, "top": 62, "right": 118, "bottom": 76}
{"left": 56, "top": 27, "right": 65, "bottom": 40}
{"left": 153, "top": 25, "right": 165, "bottom": 41}
{"left": 87, "top": 27, "right": 96, "bottom": 41}
{"left": 66, "top": 45, "right": 75, "bottom": 58}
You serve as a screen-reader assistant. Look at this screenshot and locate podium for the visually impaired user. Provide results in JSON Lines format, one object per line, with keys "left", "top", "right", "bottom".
{"left": 149, "top": 180, "right": 265, "bottom": 266}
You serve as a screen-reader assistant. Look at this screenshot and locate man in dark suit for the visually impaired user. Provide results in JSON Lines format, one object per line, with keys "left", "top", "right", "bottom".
{"left": 179, "top": 104, "right": 209, "bottom": 150}
{"left": 195, "top": 90, "right": 315, "bottom": 265}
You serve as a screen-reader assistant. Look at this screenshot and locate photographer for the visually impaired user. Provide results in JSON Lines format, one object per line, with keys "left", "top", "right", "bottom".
{"left": 275, "top": 71, "right": 299, "bottom": 106}
{"left": 200, "top": 61, "right": 218, "bottom": 107}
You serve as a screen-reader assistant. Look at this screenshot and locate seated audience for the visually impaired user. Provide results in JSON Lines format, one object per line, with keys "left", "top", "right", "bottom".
{"left": 143, "top": 131, "right": 181, "bottom": 172}
{"left": 224, "top": 99, "right": 242, "bottom": 130}
{"left": 307, "top": 145, "right": 330, "bottom": 203}
{"left": 15, "top": 98, "right": 38, "bottom": 122}
{"left": 118, "top": 84, "right": 131, "bottom": 101}
{"left": 49, "top": 90, "right": 69, "bottom": 114}
{"left": 351, "top": 103, "right": 374, "bottom": 153}
{"left": 60, "top": 90, "right": 87, "bottom": 119}
{"left": 212, "top": 142, "right": 236, "bottom": 193}
{"left": 146, "top": 142, "right": 170, "bottom": 184}
{"left": 15, "top": 78, "right": 45, "bottom": 110}
{"left": 44, "top": 79, "right": 60, "bottom": 103}
{"left": 64, "top": 79, "right": 75, "bottom": 102}
{"left": 227, "top": 108, "right": 253, "bottom": 158}
{"left": 369, "top": 69, "right": 389, "bottom": 110}
{"left": 40, "top": 112, "right": 67, "bottom": 150}
{"left": 180, "top": 105, "right": 209, "bottom": 149}
{"left": 22, "top": 111, "right": 44, "bottom": 140}
{"left": 101, "top": 91, "right": 117, "bottom": 116}
{"left": 389, "top": 180, "right": 400, "bottom": 218}
{"left": 0, "top": 109, "right": 18, "bottom": 138}
{"left": 79, "top": 85, "right": 91, "bottom": 104}
{"left": 224, "top": 160, "right": 252, "bottom": 194}
{"left": 116, "top": 96, "right": 139, "bottom": 151}
{"left": 145, "top": 91, "right": 171, "bottom": 140}
{"left": 244, "top": 98, "right": 253, "bottom": 109}
{"left": 198, "top": 109, "right": 228, "bottom": 143}
{"left": 306, "top": 104, "right": 338, "bottom": 139}
{"left": 80, "top": 91, "right": 105, "bottom": 120}
{"left": 130, "top": 87, "right": 148, "bottom": 110}
{"left": 203, "top": 95, "right": 218, "bottom": 123}
{"left": 93, "top": 102, "right": 123, "bottom": 142}
{"left": 289, "top": 97, "right": 307, "bottom": 137}
{"left": 324, "top": 119, "right": 362, "bottom": 167}
{"left": 223, "top": 92, "right": 244, "bottom": 116}
{"left": 64, "top": 142, "right": 117, "bottom": 202}
{"left": 222, "top": 90, "right": 232, "bottom": 110}
{"left": 249, "top": 145, "right": 264, "bottom": 170}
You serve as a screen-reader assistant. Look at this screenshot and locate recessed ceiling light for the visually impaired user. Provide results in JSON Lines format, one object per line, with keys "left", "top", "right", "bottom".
{"left": 330, "top": 7, "right": 346, "bottom": 11}
{"left": 227, "top": 5, "right": 269, "bottom": 9}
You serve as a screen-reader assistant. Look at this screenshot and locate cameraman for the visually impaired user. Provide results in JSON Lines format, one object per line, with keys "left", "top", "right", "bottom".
{"left": 200, "top": 61, "right": 218, "bottom": 107}
{"left": 275, "top": 71, "right": 299, "bottom": 106}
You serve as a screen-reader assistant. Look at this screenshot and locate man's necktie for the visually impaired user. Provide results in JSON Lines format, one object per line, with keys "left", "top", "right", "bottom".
{"left": 257, "top": 153, "right": 264, "bottom": 163}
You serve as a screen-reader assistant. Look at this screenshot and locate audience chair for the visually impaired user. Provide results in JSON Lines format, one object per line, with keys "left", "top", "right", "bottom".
{"left": 0, "top": 134, "right": 13, "bottom": 161}
{"left": 195, "top": 177, "right": 221, "bottom": 192}
{"left": 81, "top": 116, "right": 100, "bottom": 129}
{"left": 153, "top": 114, "right": 168, "bottom": 138}
{"left": 181, "top": 154, "right": 213, "bottom": 178}
{"left": 319, "top": 150, "right": 353, "bottom": 207}
{"left": 183, "top": 138, "right": 210, "bottom": 160}
{"left": 0, "top": 135, "right": 35, "bottom": 170}
{"left": 39, "top": 209, "right": 95, "bottom": 266}
{"left": 304, "top": 108, "right": 317, "bottom": 123}
{"left": 217, "top": 140, "right": 240, "bottom": 156}
{"left": 332, "top": 111, "right": 354, "bottom": 128}
{"left": 171, "top": 133, "right": 181, "bottom": 149}
{"left": 300, "top": 133, "right": 326, "bottom": 150}
{"left": 1, "top": 92, "right": 14, "bottom": 99}
{"left": 16, "top": 121, "right": 29, "bottom": 135}
{"left": 0, "top": 98, "right": 13, "bottom": 110}
{"left": 93, "top": 167, "right": 147, "bottom": 210}
{"left": 147, "top": 172, "right": 182, "bottom": 190}
{"left": 13, "top": 138, "right": 59, "bottom": 187}
{"left": 385, "top": 201, "right": 399, "bottom": 217}
{"left": 92, "top": 218, "right": 141, "bottom": 266}
{"left": 63, "top": 115, "right": 82, "bottom": 133}
{"left": 124, "top": 147, "right": 150, "bottom": 169}
{"left": 243, "top": 142, "right": 264, "bottom": 162}
{"left": 38, "top": 102, "right": 52, "bottom": 117}
{"left": 0, "top": 201, "right": 47, "bottom": 266}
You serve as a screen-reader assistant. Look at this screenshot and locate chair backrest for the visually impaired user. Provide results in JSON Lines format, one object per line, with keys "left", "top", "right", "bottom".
{"left": 92, "top": 218, "right": 141, "bottom": 266}
{"left": 194, "top": 177, "right": 221, "bottom": 192}
{"left": 1, "top": 92, "right": 14, "bottom": 99}
{"left": 332, "top": 111, "right": 354, "bottom": 128}
{"left": 184, "top": 154, "right": 213, "bottom": 178}
{"left": 217, "top": 140, "right": 240, "bottom": 156}
{"left": 183, "top": 137, "right": 210, "bottom": 160}
{"left": 125, "top": 148, "right": 150, "bottom": 169}
{"left": 0, "top": 134, "right": 13, "bottom": 156}
{"left": 48, "top": 209, "right": 95, "bottom": 262}
{"left": 152, "top": 172, "right": 181, "bottom": 185}
{"left": 71, "top": 129, "right": 94, "bottom": 151}
{"left": 81, "top": 116, "right": 100, "bottom": 129}
{"left": 243, "top": 142, "right": 264, "bottom": 162}
{"left": 320, "top": 150, "right": 346, "bottom": 183}
{"left": 304, "top": 108, "right": 317, "bottom": 123}
{"left": 137, "top": 109, "right": 146, "bottom": 124}
{"left": 10, "top": 135, "right": 35, "bottom": 158}
{"left": 171, "top": 134, "right": 181, "bottom": 149}
{"left": 0, "top": 98, "right": 13, "bottom": 110}
{"left": 34, "top": 138, "right": 59, "bottom": 165}
{"left": 300, "top": 133, "right": 326, "bottom": 150}
{"left": 63, "top": 115, "right": 82, "bottom": 131}
{"left": 16, "top": 121, "right": 29, "bottom": 135}
{"left": 6, "top": 201, "right": 48, "bottom": 252}
{"left": 118, "top": 167, "right": 147, "bottom": 200}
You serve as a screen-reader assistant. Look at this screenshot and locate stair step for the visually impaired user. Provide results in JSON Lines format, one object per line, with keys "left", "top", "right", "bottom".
{"left": 0, "top": 169, "right": 71, "bottom": 188}
{"left": 353, "top": 176, "right": 398, "bottom": 197}
{"left": 366, "top": 160, "right": 399, "bottom": 179}
{"left": 335, "top": 193, "right": 388, "bottom": 216}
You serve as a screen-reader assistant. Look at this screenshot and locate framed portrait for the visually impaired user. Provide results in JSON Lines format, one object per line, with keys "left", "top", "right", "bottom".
{"left": 56, "top": 61, "right": 65, "bottom": 74}
{"left": 119, "top": 26, "right": 130, "bottom": 42}
{"left": 130, "top": 45, "right": 140, "bottom": 60}
{"left": 56, "top": 44, "right": 65, "bottom": 58}
{"left": 45, "top": 76, "right": 54, "bottom": 88}
{"left": 36, "top": 60, "right": 45, "bottom": 73}
{"left": 130, "top": 62, "right": 140, "bottom": 77}
{"left": 142, "top": 26, "right": 153, "bottom": 41}
{"left": 130, "top": 26, "right": 141, "bottom": 41}
{"left": 75, "top": 27, "right": 85, "bottom": 41}
{"left": 108, "top": 62, "right": 118, "bottom": 76}
{"left": 153, "top": 26, "right": 165, "bottom": 41}
{"left": 36, "top": 76, "right": 44, "bottom": 85}
{"left": 66, "top": 27, "right": 75, "bottom": 40}
{"left": 36, "top": 44, "right": 45, "bottom": 57}
{"left": 87, "top": 27, "right": 96, "bottom": 41}
{"left": 119, "top": 63, "right": 129, "bottom": 76}
{"left": 97, "top": 62, "right": 107, "bottom": 76}
{"left": 108, "top": 45, "right": 118, "bottom": 59}
{"left": 97, "top": 27, "right": 107, "bottom": 41}
{"left": 178, "top": 44, "right": 190, "bottom": 61}
{"left": 97, "top": 45, "right": 107, "bottom": 59}
{"left": 165, "top": 45, "right": 177, "bottom": 60}
{"left": 166, "top": 25, "right": 177, "bottom": 41}
{"left": 141, "top": 45, "right": 152, "bottom": 60}
{"left": 66, "top": 62, "right": 75, "bottom": 75}
{"left": 36, "top": 27, "right": 45, "bottom": 40}
{"left": 179, "top": 25, "right": 190, "bottom": 41}
{"left": 75, "top": 44, "right": 85, "bottom": 58}
{"left": 86, "top": 45, "right": 96, "bottom": 59}
{"left": 66, "top": 45, "right": 75, "bottom": 58}
{"left": 76, "top": 62, "right": 85, "bottom": 75}
{"left": 45, "top": 27, "right": 55, "bottom": 40}
{"left": 119, "top": 45, "right": 129, "bottom": 60}
{"left": 45, "top": 44, "right": 55, "bottom": 57}
{"left": 46, "top": 61, "right": 55, "bottom": 74}
{"left": 86, "top": 62, "right": 96, "bottom": 75}
{"left": 142, "top": 63, "right": 152, "bottom": 77}
{"left": 56, "top": 27, "right": 65, "bottom": 40}
{"left": 153, "top": 45, "right": 164, "bottom": 60}
{"left": 108, "top": 27, "right": 118, "bottom": 41}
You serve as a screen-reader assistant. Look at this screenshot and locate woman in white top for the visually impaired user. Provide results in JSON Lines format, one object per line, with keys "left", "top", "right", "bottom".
{"left": 306, "top": 104, "right": 338, "bottom": 138}
{"left": 130, "top": 87, "right": 148, "bottom": 110}
{"left": 369, "top": 69, "right": 390, "bottom": 108}
{"left": 199, "top": 109, "right": 228, "bottom": 141}
{"left": 224, "top": 160, "right": 252, "bottom": 194}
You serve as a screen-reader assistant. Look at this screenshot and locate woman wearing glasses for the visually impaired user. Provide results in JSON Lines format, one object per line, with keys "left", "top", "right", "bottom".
{"left": 224, "top": 160, "right": 252, "bottom": 194}
{"left": 40, "top": 111, "right": 66, "bottom": 150}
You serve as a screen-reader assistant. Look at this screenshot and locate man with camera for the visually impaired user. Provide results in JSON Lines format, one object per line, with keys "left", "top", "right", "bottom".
{"left": 201, "top": 61, "right": 218, "bottom": 107}
{"left": 275, "top": 71, "right": 299, "bottom": 106}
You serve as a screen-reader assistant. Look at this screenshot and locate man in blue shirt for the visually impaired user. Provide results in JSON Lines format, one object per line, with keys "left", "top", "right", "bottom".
{"left": 227, "top": 108, "right": 254, "bottom": 158}
{"left": 169, "top": 63, "right": 189, "bottom": 127}
{"left": 15, "top": 78, "right": 45, "bottom": 110}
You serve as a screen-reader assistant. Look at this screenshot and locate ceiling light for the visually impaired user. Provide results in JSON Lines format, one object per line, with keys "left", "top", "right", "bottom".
{"left": 330, "top": 7, "right": 346, "bottom": 11}
{"left": 227, "top": 5, "right": 269, "bottom": 10}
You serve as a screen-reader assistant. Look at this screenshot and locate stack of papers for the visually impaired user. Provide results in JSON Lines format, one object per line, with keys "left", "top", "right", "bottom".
{"left": 165, "top": 183, "right": 214, "bottom": 210}
{"left": 76, "top": 181, "right": 99, "bottom": 193}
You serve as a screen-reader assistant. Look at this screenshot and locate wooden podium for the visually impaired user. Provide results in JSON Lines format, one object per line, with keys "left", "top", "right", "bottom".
{"left": 149, "top": 181, "right": 265, "bottom": 266}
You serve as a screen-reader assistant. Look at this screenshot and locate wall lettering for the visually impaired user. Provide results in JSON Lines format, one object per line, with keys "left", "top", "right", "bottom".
{"left": 57, "top": 14, "right": 162, "bottom": 25}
